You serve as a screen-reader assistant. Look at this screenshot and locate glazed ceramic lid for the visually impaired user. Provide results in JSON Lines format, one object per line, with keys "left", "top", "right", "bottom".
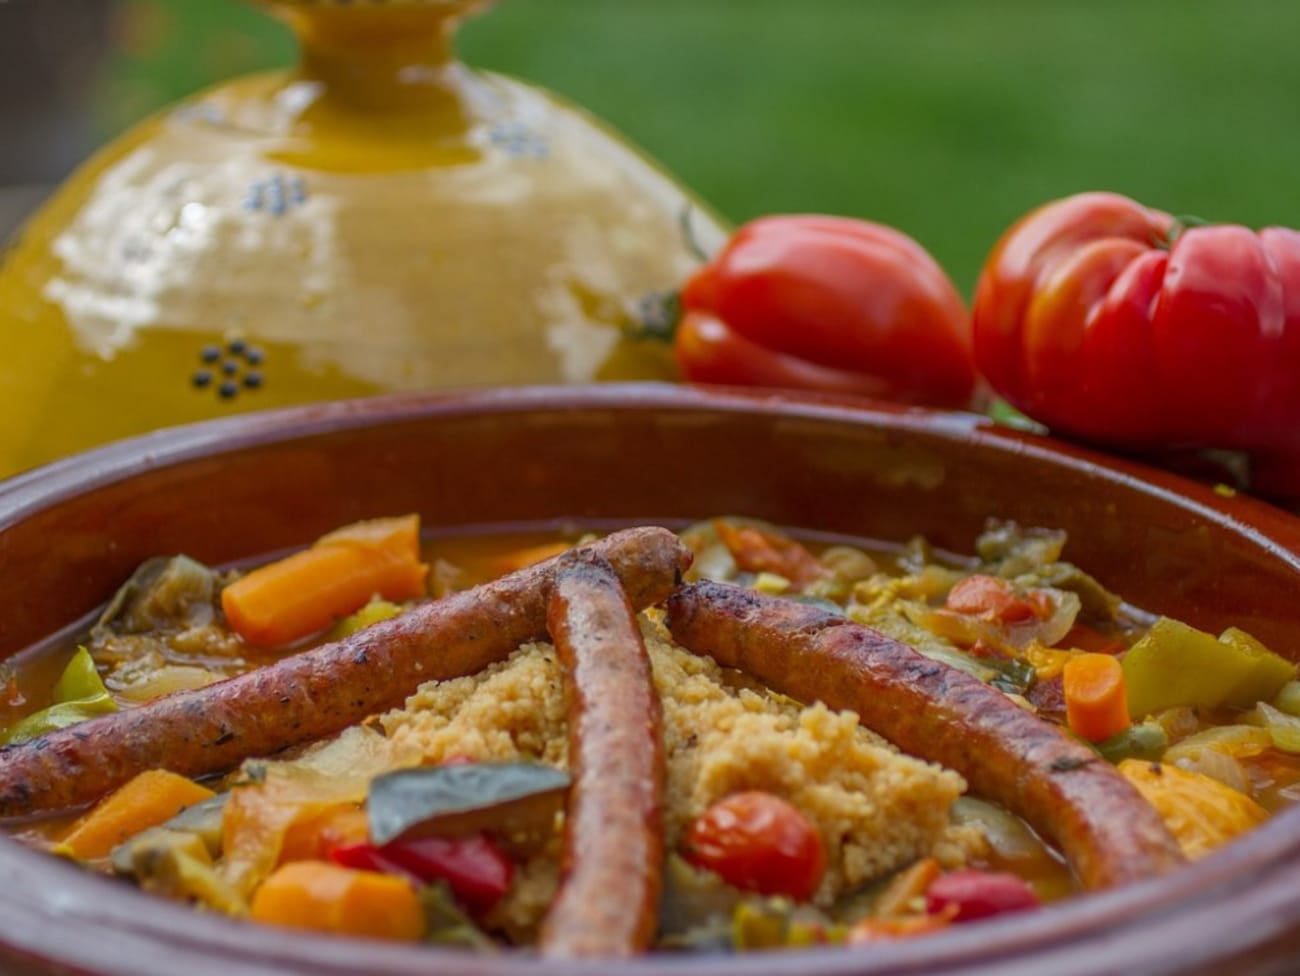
{"left": 0, "top": 0, "right": 726, "bottom": 478}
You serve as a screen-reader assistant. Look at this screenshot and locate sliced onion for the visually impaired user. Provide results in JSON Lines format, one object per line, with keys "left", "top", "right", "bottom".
{"left": 690, "top": 542, "right": 739, "bottom": 583}
{"left": 111, "top": 665, "right": 221, "bottom": 703}
{"left": 903, "top": 603, "right": 1003, "bottom": 649}
{"left": 1172, "top": 750, "right": 1252, "bottom": 794}
{"left": 1007, "top": 588, "right": 1080, "bottom": 649}
{"left": 679, "top": 517, "right": 781, "bottom": 583}
{"left": 1248, "top": 702, "right": 1300, "bottom": 754}
{"left": 819, "top": 545, "right": 878, "bottom": 584}
{"left": 1165, "top": 724, "right": 1271, "bottom": 794}
{"left": 903, "top": 587, "right": 1080, "bottom": 652}
{"left": 950, "top": 797, "right": 1050, "bottom": 864}
{"left": 1164, "top": 724, "right": 1272, "bottom": 763}
{"left": 1153, "top": 707, "right": 1201, "bottom": 741}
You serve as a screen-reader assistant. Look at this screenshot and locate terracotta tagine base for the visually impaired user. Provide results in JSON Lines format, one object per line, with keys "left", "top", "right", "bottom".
{"left": 2, "top": 385, "right": 1300, "bottom": 975}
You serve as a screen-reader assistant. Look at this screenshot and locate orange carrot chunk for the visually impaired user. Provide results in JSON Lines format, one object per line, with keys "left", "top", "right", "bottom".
{"left": 712, "top": 520, "right": 828, "bottom": 588}
{"left": 482, "top": 540, "right": 573, "bottom": 577}
{"left": 250, "top": 861, "right": 426, "bottom": 941}
{"left": 221, "top": 514, "right": 429, "bottom": 649}
{"left": 1063, "top": 652, "right": 1131, "bottom": 743}
{"left": 60, "top": 769, "right": 216, "bottom": 859}
{"left": 277, "top": 804, "right": 371, "bottom": 865}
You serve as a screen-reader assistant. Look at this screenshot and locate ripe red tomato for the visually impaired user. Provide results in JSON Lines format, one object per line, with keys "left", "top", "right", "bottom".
{"left": 925, "top": 869, "right": 1041, "bottom": 922}
{"left": 946, "top": 575, "right": 1047, "bottom": 624}
{"left": 683, "top": 790, "right": 826, "bottom": 902}
{"left": 674, "top": 215, "right": 977, "bottom": 408}
{"left": 972, "top": 192, "right": 1300, "bottom": 469}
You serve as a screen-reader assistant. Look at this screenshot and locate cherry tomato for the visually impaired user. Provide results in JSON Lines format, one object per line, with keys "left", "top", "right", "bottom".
{"left": 684, "top": 791, "right": 826, "bottom": 902}
{"left": 945, "top": 575, "right": 1046, "bottom": 624}
{"left": 925, "top": 869, "right": 1041, "bottom": 922}
{"left": 972, "top": 192, "right": 1300, "bottom": 491}
{"left": 674, "top": 215, "right": 977, "bottom": 408}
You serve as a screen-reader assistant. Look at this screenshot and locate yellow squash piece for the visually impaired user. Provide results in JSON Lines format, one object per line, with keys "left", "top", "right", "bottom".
{"left": 1118, "top": 759, "right": 1268, "bottom": 860}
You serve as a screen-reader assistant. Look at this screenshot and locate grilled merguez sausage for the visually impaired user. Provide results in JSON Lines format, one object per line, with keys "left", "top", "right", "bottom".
{"left": 539, "top": 551, "right": 665, "bottom": 958}
{"left": 665, "top": 581, "right": 1186, "bottom": 891}
{"left": 0, "top": 527, "right": 691, "bottom": 817}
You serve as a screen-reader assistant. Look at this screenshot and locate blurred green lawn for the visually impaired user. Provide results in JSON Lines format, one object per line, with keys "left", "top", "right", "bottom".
{"left": 105, "top": 0, "right": 1300, "bottom": 293}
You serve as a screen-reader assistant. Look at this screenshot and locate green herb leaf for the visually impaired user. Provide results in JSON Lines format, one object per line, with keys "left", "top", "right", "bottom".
{"left": 368, "top": 762, "right": 569, "bottom": 846}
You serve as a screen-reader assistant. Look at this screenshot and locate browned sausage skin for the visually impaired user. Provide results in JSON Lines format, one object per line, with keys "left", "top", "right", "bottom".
{"left": 664, "top": 581, "right": 1186, "bottom": 891}
{"left": 0, "top": 527, "right": 691, "bottom": 818}
{"left": 538, "top": 551, "right": 664, "bottom": 958}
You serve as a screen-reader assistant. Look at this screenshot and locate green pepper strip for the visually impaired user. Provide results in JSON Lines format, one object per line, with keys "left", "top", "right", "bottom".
{"left": 0, "top": 647, "right": 118, "bottom": 746}
{"left": 1122, "top": 618, "right": 1297, "bottom": 720}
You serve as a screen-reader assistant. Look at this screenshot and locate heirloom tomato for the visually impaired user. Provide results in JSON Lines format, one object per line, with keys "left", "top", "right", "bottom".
{"left": 972, "top": 192, "right": 1300, "bottom": 487}
{"left": 674, "top": 215, "right": 977, "bottom": 408}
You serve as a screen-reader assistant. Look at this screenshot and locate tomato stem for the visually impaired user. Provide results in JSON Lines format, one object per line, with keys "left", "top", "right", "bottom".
{"left": 629, "top": 289, "right": 682, "bottom": 343}
{"left": 679, "top": 205, "right": 713, "bottom": 263}
{"left": 1158, "top": 213, "right": 1211, "bottom": 249}
{"left": 627, "top": 207, "right": 708, "bottom": 343}
{"left": 987, "top": 398, "right": 1047, "bottom": 434}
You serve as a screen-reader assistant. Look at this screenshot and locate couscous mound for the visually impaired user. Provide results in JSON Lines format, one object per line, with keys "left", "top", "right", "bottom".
{"left": 383, "top": 616, "right": 981, "bottom": 933}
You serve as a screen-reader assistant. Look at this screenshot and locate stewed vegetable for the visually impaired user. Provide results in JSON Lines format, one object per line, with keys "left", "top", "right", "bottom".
{"left": 0, "top": 513, "right": 1295, "bottom": 956}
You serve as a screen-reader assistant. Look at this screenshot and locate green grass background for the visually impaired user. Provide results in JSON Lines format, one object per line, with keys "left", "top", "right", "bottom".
{"left": 103, "top": 0, "right": 1300, "bottom": 294}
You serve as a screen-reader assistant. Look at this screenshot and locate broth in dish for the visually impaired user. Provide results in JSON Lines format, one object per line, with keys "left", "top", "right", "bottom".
{"left": 1, "top": 515, "right": 1295, "bottom": 956}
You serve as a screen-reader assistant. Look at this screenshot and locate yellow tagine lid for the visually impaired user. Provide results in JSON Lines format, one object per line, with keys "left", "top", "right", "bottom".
{"left": 0, "top": 0, "right": 726, "bottom": 476}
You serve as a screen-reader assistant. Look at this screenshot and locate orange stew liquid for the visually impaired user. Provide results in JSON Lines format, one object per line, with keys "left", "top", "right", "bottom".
{"left": 2, "top": 518, "right": 1298, "bottom": 950}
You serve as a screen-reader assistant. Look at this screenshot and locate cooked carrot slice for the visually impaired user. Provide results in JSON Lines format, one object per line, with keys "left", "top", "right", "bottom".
{"left": 1063, "top": 652, "right": 1130, "bottom": 743}
{"left": 60, "top": 769, "right": 215, "bottom": 859}
{"left": 250, "top": 861, "right": 426, "bottom": 941}
{"left": 846, "top": 912, "right": 953, "bottom": 946}
{"left": 482, "top": 540, "right": 572, "bottom": 577}
{"left": 277, "top": 804, "right": 371, "bottom": 865}
{"left": 221, "top": 515, "right": 428, "bottom": 649}
{"left": 873, "top": 858, "right": 942, "bottom": 918}
{"left": 712, "top": 520, "right": 827, "bottom": 588}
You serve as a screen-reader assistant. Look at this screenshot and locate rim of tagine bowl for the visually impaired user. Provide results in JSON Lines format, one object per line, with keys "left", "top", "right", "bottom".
{"left": 1, "top": 382, "right": 1299, "bottom": 976}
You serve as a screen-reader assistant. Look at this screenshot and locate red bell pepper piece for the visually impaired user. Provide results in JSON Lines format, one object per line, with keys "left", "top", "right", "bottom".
{"left": 331, "top": 833, "right": 512, "bottom": 915}
{"left": 330, "top": 842, "right": 418, "bottom": 883}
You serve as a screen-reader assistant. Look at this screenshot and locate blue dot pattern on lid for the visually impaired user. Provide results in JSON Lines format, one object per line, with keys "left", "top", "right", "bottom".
{"left": 191, "top": 342, "right": 267, "bottom": 401}
{"left": 244, "top": 173, "right": 308, "bottom": 217}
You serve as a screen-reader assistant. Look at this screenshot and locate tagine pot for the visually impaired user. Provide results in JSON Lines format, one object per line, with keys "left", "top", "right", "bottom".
{"left": 0, "top": 0, "right": 726, "bottom": 477}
